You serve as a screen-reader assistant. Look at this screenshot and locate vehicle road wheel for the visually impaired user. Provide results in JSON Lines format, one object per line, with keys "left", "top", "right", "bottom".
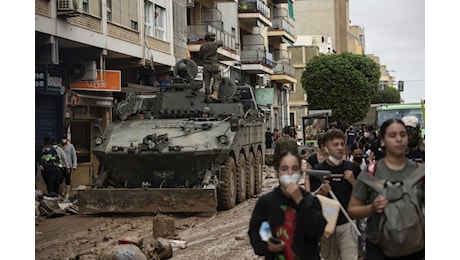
{"left": 254, "top": 150, "right": 263, "bottom": 194}
{"left": 246, "top": 152, "right": 255, "bottom": 199}
{"left": 217, "top": 156, "right": 237, "bottom": 210}
{"left": 236, "top": 153, "right": 247, "bottom": 204}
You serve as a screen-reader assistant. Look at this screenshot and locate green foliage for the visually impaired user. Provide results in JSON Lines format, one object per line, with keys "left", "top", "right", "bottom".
{"left": 371, "top": 87, "right": 401, "bottom": 104}
{"left": 301, "top": 52, "right": 380, "bottom": 125}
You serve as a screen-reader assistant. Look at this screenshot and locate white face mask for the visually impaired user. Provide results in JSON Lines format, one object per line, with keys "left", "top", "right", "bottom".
{"left": 364, "top": 132, "right": 370, "bottom": 138}
{"left": 279, "top": 173, "right": 301, "bottom": 188}
{"left": 61, "top": 139, "right": 67, "bottom": 144}
{"left": 45, "top": 147, "right": 51, "bottom": 151}
{"left": 52, "top": 145, "right": 58, "bottom": 149}
{"left": 328, "top": 155, "right": 342, "bottom": 166}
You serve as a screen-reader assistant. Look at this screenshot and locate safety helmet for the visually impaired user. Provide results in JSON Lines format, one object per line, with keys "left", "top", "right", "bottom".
{"left": 176, "top": 62, "right": 188, "bottom": 78}
{"left": 202, "top": 106, "right": 212, "bottom": 114}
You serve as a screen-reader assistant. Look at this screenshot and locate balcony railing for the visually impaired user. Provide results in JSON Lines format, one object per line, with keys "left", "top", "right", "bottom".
{"left": 273, "top": 62, "right": 295, "bottom": 77}
{"left": 271, "top": 17, "right": 295, "bottom": 36}
{"left": 187, "top": 24, "right": 237, "bottom": 53}
{"left": 241, "top": 48, "right": 273, "bottom": 68}
{"left": 273, "top": 50, "right": 290, "bottom": 61}
{"left": 238, "top": 0, "right": 270, "bottom": 19}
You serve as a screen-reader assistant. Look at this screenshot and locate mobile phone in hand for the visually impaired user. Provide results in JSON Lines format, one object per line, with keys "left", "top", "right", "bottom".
{"left": 269, "top": 237, "right": 281, "bottom": 244}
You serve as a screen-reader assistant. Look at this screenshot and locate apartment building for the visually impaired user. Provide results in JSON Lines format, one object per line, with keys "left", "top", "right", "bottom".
{"left": 35, "top": 0, "right": 180, "bottom": 185}
{"left": 35, "top": 0, "right": 300, "bottom": 184}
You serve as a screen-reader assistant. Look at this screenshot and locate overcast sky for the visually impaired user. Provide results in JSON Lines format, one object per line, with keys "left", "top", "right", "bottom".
{"left": 349, "top": 0, "right": 425, "bottom": 104}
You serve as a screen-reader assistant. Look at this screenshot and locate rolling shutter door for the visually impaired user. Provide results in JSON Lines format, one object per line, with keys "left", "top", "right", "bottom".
{"left": 35, "top": 94, "right": 63, "bottom": 146}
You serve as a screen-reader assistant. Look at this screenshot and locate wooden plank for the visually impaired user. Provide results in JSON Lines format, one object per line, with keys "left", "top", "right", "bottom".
{"left": 77, "top": 188, "right": 217, "bottom": 213}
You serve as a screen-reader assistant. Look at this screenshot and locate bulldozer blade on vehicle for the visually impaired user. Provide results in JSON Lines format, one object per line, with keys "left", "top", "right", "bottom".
{"left": 78, "top": 188, "right": 217, "bottom": 213}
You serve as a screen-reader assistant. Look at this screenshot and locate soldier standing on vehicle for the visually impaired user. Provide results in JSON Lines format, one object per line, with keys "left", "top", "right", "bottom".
{"left": 199, "top": 32, "right": 223, "bottom": 102}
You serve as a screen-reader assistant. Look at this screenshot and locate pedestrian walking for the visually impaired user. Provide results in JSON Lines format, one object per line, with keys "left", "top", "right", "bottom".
{"left": 265, "top": 127, "right": 275, "bottom": 149}
{"left": 348, "top": 118, "right": 425, "bottom": 259}
{"left": 345, "top": 125, "right": 356, "bottom": 157}
{"left": 61, "top": 135, "right": 78, "bottom": 199}
{"left": 402, "top": 115, "right": 425, "bottom": 163}
{"left": 310, "top": 128, "right": 361, "bottom": 260}
{"left": 248, "top": 137, "right": 326, "bottom": 259}
{"left": 39, "top": 140, "right": 62, "bottom": 197}
{"left": 304, "top": 133, "right": 327, "bottom": 192}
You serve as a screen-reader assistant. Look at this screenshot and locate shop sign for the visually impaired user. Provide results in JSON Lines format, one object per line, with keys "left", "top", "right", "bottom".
{"left": 35, "top": 70, "right": 65, "bottom": 94}
{"left": 67, "top": 93, "right": 81, "bottom": 106}
{"left": 70, "top": 70, "right": 121, "bottom": 92}
{"left": 255, "top": 88, "right": 274, "bottom": 105}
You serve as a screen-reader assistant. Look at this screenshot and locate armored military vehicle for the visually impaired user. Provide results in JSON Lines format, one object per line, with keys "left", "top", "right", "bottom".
{"left": 78, "top": 59, "right": 266, "bottom": 213}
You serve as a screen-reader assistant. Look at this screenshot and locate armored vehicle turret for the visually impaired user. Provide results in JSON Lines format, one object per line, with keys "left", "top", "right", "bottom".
{"left": 78, "top": 59, "right": 266, "bottom": 213}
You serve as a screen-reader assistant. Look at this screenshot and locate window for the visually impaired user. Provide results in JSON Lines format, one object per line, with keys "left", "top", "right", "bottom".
{"left": 107, "top": 0, "right": 112, "bottom": 21}
{"left": 131, "top": 20, "right": 138, "bottom": 30}
{"left": 145, "top": 1, "right": 167, "bottom": 40}
{"left": 380, "top": 81, "right": 388, "bottom": 91}
{"left": 290, "top": 83, "right": 296, "bottom": 93}
{"left": 82, "top": 0, "right": 89, "bottom": 13}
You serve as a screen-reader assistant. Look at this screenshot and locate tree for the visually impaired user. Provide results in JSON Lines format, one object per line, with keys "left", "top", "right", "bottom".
{"left": 371, "top": 87, "right": 401, "bottom": 104}
{"left": 301, "top": 52, "right": 380, "bottom": 126}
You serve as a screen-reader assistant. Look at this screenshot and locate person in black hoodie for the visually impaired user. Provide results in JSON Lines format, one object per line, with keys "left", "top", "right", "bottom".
{"left": 248, "top": 137, "right": 326, "bottom": 260}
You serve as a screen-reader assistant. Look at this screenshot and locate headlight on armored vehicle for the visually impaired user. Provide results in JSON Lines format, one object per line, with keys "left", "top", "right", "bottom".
{"left": 169, "top": 146, "right": 182, "bottom": 151}
{"left": 95, "top": 137, "right": 104, "bottom": 145}
{"left": 217, "top": 135, "right": 228, "bottom": 144}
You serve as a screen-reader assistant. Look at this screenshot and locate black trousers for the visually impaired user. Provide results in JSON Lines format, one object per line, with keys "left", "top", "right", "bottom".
{"left": 43, "top": 169, "right": 60, "bottom": 195}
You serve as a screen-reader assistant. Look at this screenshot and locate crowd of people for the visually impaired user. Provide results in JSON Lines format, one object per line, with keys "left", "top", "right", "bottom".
{"left": 250, "top": 115, "right": 425, "bottom": 260}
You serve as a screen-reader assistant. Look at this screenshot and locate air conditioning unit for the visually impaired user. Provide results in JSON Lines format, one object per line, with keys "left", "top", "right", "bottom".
{"left": 57, "top": 0, "right": 81, "bottom": 16}
{"left": 69, "top": 60, "right": 97, "bottom": 81}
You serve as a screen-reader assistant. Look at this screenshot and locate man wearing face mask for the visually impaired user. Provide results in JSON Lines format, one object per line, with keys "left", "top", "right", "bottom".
{"left": 349, "top": 144, "right": 367, "bottom": 171}
{"left": 60, "top": 135, "right": 78, "bottom": 200}
{"left": 39, "top": 139, "right": 61, "bottom": 197}
{"left": 310, "top": 129, "right": 361, "bottom": 260}
{"left": 402, "top": 115, "right": 425, "bottom": 163}
{"left": 51, "top": 138, "right": 71, "bottom": 197}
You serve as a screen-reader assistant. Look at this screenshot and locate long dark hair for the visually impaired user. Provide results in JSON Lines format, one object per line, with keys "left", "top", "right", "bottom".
{"left": 379, "top": 119, "right": 406, "bottom": 140}
{"left": 378, "top": 118, "right": 406, "bottom": 156}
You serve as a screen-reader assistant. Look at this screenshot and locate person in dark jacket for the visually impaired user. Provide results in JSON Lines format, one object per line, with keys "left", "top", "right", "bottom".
{"left": 39, "top": 140, "right": 62, "bottom": 197}
{"left": 249, "top": 137, "right": 326, "bottom": 260}
{"left": 310, "top": 128, "right": 361, "bottom": 260}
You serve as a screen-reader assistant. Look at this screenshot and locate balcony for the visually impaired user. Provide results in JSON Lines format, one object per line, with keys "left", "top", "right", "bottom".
{"left": 268, "top": 8, "right": 296, "bottom": 43}
{"left": 240, "top": 48, "right": 274, "bottom": 74}
{"left": 187, "top": 24, "right": 239, "bottom": 61}
{"left": 271, "top": 62, "right": 296, "bottom": 83}
{"left": 238, "top": 0, "right": 272, "bottom": 28}
{"left": 270, "top": 50, "right": 296, "bottom": 83}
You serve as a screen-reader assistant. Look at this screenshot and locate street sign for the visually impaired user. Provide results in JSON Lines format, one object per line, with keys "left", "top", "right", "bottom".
{"left": 68, "top": 93, "right": 80, "bottom": 106}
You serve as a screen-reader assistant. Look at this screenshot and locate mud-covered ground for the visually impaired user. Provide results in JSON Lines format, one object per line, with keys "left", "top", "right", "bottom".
{"left": 35, "top": 166, "right": 283, "bottom": 260}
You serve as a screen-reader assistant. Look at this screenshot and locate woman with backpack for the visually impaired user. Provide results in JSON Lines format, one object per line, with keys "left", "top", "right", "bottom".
{"left": 347, "top": 119, "right": 424, "bottom": 259}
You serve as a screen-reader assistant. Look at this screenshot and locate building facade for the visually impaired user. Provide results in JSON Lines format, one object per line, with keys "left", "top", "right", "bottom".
{"left": 35, "top": 0, "right": 299, "bottom": 188}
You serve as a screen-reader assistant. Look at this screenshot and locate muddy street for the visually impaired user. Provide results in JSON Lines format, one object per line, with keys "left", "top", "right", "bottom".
{"left": 35, "top": 166, "right": 281, "bottom": 260}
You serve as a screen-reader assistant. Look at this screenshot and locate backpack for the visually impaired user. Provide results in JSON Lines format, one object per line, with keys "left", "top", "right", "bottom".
{"left": 360, "top": 162, "right": 425, "bottom": 257}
